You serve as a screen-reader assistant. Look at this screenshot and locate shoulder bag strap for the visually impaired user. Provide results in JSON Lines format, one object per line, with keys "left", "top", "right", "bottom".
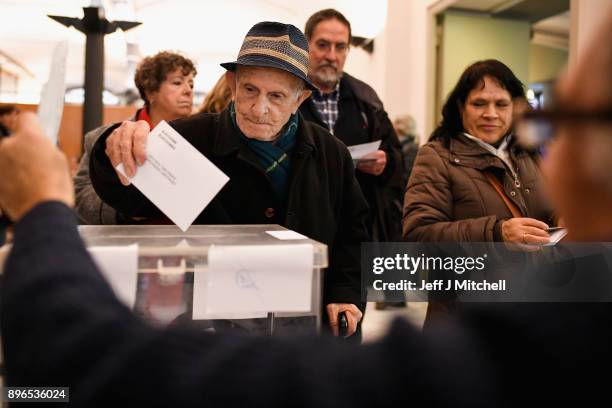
{"left": 484, "top": 171, "right": 523, "bottom": 218}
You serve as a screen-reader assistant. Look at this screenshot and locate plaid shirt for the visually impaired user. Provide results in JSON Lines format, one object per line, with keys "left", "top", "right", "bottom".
{"left": 311, "top": 81, "right": 341, "bottom": 134}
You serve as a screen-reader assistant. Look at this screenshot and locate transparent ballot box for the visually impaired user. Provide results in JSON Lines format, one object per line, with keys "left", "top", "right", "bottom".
{"left": 78, "top": 224, "right": 328, "bottom": 336}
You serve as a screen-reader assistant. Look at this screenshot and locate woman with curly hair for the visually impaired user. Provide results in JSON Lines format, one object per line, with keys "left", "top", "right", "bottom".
{"left": 74, "top": 51, "right": 197, "bottom": 224}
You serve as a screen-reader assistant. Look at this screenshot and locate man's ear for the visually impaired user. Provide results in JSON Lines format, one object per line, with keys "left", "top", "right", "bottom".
{"left": 294, "top": 89, "right": 312, "bottom": 112}
{"left": 225, "top": 71, "right": 237, "bottom": 98}
{"left": 144, "top": 90, "right": 156, "bottom": 106}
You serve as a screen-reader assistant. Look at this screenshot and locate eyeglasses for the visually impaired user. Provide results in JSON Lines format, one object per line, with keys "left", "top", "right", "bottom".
{"left": 515, "top": 109, "right": 612, "bottom": 148}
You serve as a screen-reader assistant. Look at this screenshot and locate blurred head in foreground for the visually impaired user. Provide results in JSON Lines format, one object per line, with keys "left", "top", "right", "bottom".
{"left": 531, "top": 13, "right": 612, "bottom": 240}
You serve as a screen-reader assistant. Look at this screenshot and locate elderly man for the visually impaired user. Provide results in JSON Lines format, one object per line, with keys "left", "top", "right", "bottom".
{"left": 300, "top": 9, "right": 404, "bottom": 243}
{"left": 88, "top": 22, "right": 369, "bottom": 337}
{"left": 2, "top": 14, "right": 612, "bottom": 407}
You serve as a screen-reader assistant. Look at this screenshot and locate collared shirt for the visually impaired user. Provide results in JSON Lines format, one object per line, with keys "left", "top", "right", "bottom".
{"left": 463, "top": 132, "right": 516, "bottom": 178}
{"left": 311, "top": 81, "right": 341, "bottom": 134}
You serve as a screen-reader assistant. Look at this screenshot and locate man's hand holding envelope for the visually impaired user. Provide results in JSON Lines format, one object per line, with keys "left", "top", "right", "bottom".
{"left": 105, "top": 119, "right": 229, "bottom": 232}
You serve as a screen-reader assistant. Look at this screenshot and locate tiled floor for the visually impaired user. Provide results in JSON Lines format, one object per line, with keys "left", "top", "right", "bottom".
{"left": 361, "top": 301, "right": 427, "bottom": 343}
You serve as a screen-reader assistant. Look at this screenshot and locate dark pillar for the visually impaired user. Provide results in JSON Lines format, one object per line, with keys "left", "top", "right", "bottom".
{"left": 84, "top": 30, "right": 104, "bottom": 135}
{"left": 49, "top": 7, "right": 140, "bottom": 142}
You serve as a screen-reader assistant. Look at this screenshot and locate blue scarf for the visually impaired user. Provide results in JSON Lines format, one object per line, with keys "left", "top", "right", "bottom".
{"left": 230, "top": 102, "right": 298, "bottom": 200}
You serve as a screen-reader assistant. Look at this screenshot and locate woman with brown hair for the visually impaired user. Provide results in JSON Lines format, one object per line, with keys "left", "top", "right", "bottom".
{"left": 403, "top": 60, "right": 558, "bottom": 320}
{"left": 74, "top": 51, "right": 197, "bottom": 224}
{"left": 404, "top": 59, "right": 555, "bottom": 246}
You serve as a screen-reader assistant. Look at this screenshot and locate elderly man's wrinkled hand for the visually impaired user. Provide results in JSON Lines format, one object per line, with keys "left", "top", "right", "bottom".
{"left": 356, "top": 149, "right": 387, "bottom": 176}
{"left": 105, "top": 120, "right": 150, "bottom": 186}
{"left": 326, "top": 303, "right": 363, "bottom": 337}
{"left": 0, "top": 112, "right": 74, "bottom": 221}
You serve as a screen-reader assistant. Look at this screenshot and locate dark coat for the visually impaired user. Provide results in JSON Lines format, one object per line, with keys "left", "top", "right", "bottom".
{"left": 400, "top": 136, "right": 419, "bottom": 190}
{"left": 2, "top": 202, "right": 611, "bottom": 407}
{"left": 300, "top": 73, "right": 404, "bottom": 242}
{"left": 0, "top": 217, "right": 7, "bottom": 246}
{"left": 74, "top": 123, "right": 119, "bottom": 224}
{"left": 403, "top": 133, "right": 555, "bottom": 242}
{"left": 0, "top": 125, "right": 10, "bottom": 244}
{"left": 74, "top": 110, "right": 141, "bottom": 225}
{"left": 90, "top": 108, "right": 370, "bottom": 309}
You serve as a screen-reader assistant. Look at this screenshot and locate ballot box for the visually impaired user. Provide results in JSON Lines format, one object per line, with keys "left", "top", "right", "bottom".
{"left": 77, "top": 224, "right": 328, "bottom": 336}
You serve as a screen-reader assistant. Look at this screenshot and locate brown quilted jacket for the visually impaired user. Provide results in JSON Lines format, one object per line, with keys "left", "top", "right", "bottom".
{"left": 403, "top": 133, "right": 555, "bottom": 242}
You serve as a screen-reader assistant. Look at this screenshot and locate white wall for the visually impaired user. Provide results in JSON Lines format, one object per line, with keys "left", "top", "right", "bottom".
{"left": 343, "top": 0, "right": 437, "bottom": 143}
{"left": 344, "top": 30, "right": 387, "bottom": 103}
{"left": 383, "top": 0, "right": 433, "bottom": 142}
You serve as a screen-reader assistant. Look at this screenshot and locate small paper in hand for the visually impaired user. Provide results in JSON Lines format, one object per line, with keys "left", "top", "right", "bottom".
{"left": 116, "top": 120, "right": 229, "bottom": 231}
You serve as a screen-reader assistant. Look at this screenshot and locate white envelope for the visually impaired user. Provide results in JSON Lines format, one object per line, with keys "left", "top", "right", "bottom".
{"left": 117, "top": 120, "right": 229, "bottom": 231}
{"left": 347, "top": 140, "right": 382, "bottom": 160}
